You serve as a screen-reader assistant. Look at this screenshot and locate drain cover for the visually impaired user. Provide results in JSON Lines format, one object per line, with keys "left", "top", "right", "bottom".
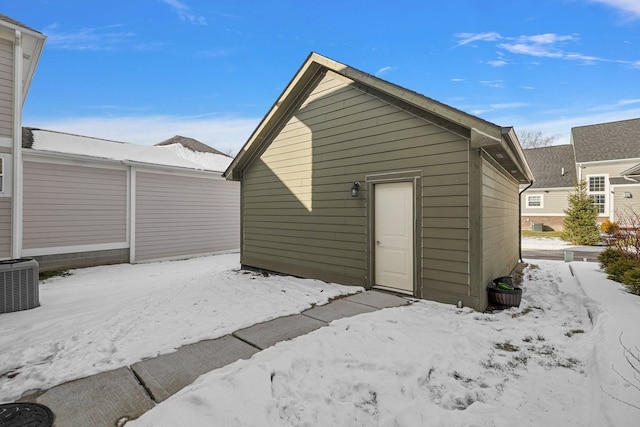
{"left": 0, "top": 402, "right": 54, "bottom": 427}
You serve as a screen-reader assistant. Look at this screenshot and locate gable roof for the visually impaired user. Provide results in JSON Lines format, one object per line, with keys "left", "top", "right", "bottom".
{"left": 523, "top": 145, "right": 577, "bottom": 189}
{"left": 155, "top": 135, "right": 230, "bottom": 156}
{"left": 0, "top": 14, "right": 46, "bottom": 106}
{"left": 22, "top": 128, "right": 233, "bottom": 173}
{"left": 572, "top": 118, "right": 640, "bottom": 163}
{"left": 224, "top": 52, "right": 533, "bottom": 184}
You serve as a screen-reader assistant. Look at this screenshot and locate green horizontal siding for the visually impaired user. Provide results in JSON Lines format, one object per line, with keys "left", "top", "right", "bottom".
{"left": 481, "top": 157, "right": 519, "bottom": 295}
{"left": 242, "top": 71, "right": 471, "bottom": 294}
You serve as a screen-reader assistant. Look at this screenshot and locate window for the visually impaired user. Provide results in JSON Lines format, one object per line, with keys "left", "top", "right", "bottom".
{"left": 591, "top": 194, "right": 606, "bottom": 214}
{"left": 526, "top": 194, "right": 543, "bottom": 208}
{"left": 589, "top": 176, "right": 605, "bottom": 192}
{"left": 587, "top": 175, "right": 607, "bottom": 214}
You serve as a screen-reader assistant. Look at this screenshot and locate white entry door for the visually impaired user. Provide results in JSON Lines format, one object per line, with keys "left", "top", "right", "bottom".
{"left": 374, "top": 181, "right": 414, "bottom": 292}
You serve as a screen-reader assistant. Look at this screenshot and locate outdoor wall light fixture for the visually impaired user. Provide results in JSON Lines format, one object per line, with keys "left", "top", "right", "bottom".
{"left": 625, "top": 192, "right": 632, "bottom": 198}
{"left": 351, "top": 182, "right": 361, "bottom": 197}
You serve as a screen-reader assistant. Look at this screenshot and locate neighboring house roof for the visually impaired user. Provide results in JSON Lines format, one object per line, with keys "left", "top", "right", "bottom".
{"left": 22, "top": 128, "right": 233, "bottom": 173}
{"left": 155, "top": 135, "right": 229, "bottom": 156}
{"left": 572, "top": 118, "right": 640, "bottom": 163}
{"left": 523, "top": 145, "right": 577, "bottom": 189}
{"left": 225, "top": 52, "right": 533, "bottom": 184}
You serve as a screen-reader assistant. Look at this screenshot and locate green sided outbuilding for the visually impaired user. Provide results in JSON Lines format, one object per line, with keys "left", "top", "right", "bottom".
{"left": 224, "top": 53, "right": 533, "bottom": 311}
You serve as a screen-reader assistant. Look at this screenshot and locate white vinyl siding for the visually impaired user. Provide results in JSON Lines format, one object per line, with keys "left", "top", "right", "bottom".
{"left": 612, "top": 185, "right": 640, "bottom": 223}
{"left": 0, "top": 38, "right": 13, "bottom": 138}
{"left": 134, "top": 171, "right": 239, "bottom": 262}
{"left": 520, "top": 188, "right": 571, "bottom": 216}
{"left": 0, "top": 198, "right": 10, "bottom": 258}
{"left": 22, "top": 161, "right": 128, "bottom": 250}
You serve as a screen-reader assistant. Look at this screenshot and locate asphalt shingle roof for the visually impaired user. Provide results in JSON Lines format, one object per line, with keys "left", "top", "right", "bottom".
{"left": 572, "top": 118, "right": 640, "bottom": 163}
{"left": 524, "top": 145, "right": 577, "bottom": 189}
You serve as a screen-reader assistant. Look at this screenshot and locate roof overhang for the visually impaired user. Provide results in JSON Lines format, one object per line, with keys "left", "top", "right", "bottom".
{"left": 224, "top": 52, "right": 534, "bottom": 184}
{"left": 620, "top": 162, "right": 640, "bottom": 177}
{"left": 0, "top": 17, "right": 46, "bottom": 106}
{"left": 472, "top": 127, "right": 534, "bottom": 184}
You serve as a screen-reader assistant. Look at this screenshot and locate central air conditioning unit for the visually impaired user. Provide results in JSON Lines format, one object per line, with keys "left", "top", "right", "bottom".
{"left": 0, "top": 258, "right": 40, "bottom": 314}
{"left": 531, "top": 223, "right": 544, "bottom": 232}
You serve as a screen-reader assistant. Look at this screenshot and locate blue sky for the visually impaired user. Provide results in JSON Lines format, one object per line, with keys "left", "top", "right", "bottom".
{"left": 3, "top": 0, "right": 640, "bottom": 154}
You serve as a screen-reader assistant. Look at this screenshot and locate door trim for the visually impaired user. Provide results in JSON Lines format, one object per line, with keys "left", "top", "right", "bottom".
{"left": 366, "top": 171, "right": 422, "bottom": 297}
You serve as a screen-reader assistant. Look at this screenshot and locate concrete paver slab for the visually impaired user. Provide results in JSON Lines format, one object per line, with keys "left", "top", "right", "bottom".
{"left": 20, "top": 367, "right": 154, "bottom": 427}
{"left": 131, "top": 335, "right": 259, "bottom": 402}
{"left": 345, "top": 290, "right": 410, "bottom": 309}
{"left": 303, "top": 299, "right": 378, "bottom": 322}
{"left": 233, "top": 314, "right": 326, "bottom": 350}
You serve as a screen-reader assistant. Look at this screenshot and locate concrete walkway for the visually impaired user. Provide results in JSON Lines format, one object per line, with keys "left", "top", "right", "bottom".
{"left": 19, "top": 290, "right": 410, "bottom": 427}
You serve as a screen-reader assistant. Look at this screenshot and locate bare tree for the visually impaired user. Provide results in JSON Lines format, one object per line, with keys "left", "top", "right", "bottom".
{"left": 601, "top": 334, "right": 640, "bottom": 411}
{"left": 518, "top": 130, "right": 558, "bottom": 148}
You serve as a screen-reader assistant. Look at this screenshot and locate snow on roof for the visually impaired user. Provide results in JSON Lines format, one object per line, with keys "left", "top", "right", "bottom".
{"left": 26, "top": 129, "right": 233, "bottom": 173}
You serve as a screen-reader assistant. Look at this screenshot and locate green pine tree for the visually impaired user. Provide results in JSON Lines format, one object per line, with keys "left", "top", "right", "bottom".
{"left": 562, "top": 179, "right": 601, "bottom": 245}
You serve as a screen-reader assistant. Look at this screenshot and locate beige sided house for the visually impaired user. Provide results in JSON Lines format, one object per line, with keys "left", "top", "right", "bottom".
{"left": 521, "top": 118, "right": 640, "bottom": 230}
{"left": 1, "top": 14, "right": 239, "bottom": 270}
{"left": 520, "top": 145, "right": 577, "bottom": 231}
{"left": 225, "top": 53, "right": 533, "bottom": 311}
{"left": 20, "top": 130, "right": 240, "bottom": 271}
{"left": 0, "top": 15, "right": 46, "bottom": 260}
{"left": 573, "top": 119, "right": 640, "bottom": 225}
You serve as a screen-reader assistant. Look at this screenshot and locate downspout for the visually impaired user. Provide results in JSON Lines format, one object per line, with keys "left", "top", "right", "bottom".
{"left": 518, "top": 181, "right": 534, "bottom": 262}
{"left": 11, "top": 29, "right": 23, "bottom": 259}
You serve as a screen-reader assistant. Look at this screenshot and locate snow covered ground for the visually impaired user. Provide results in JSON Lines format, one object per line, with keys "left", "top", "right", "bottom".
{"left": 0, "top": 254, "right": 361, "bottom": 402}
{"left": 521, "top": 236, "right": 572, "bottom": 250}
{"left": 2, "top": 252, "right": 639, "bottom": 426}
{"left": 521, "top": 235, "right": 607, "bottom": 253}
{"left": 130, "top": 260, "right": 639, "bottom": 427}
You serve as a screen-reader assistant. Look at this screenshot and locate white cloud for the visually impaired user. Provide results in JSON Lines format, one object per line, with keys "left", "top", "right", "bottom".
{"left": 479, "top": 80, "right": 505, "bottom": 88}
{"left": 467, "top": 102, "right": 528, "bottom": 116}
{"left": 489, "top": 102, "right": 529, "bottom": 109}
{"left": 487, "top": 59, "right": 508, "bottom": 67}
{"left": 26, "top": 115, "right": 259, "bottom": 156}
{"left": 618, "top": 98, "right": 640, "bottom": 105}
{"left": 375, "top": 66, "right": 396, "bottom": 77}
{"left": 458, "top": 31, "right": 640, "bottom": 68}
{"left": 517, "top": 33, "right": 577, "bottom": 44}
{"left": 451, "top": 78, "right": 465, "bottom": 82}
{"left": 453, "top": 32, "right": 502, "bottom": 47}
{"left": 590, "top": 0, "right": 640, "bottom": 18}
{"left": 162, "top": 0, "right": 207, "bottom": 25}
{"left": 45, "top": 24, "right": 135, "bottom": 50}
{"left": 471, "top": 109, "right": 491, "bottom": 115}
{"left": 500, "top": 106, "right": 640, "bottom": 146}
{"left": 499, "top": 42, "right": 564, "bottom": 58}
